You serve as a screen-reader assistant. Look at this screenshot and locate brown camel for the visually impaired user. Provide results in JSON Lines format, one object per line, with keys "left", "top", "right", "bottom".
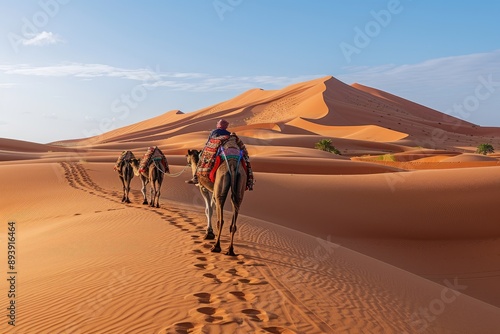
{"left": 131, "top": 150, "right": 168, "bottom": 208}
{"left": 115, "top": 151, "right": 136, "bottom": 203}
{"left": 186, "top": 150, "right": 216, "bottom": 240}
{"left": 187, "top": 137, "right": 247, "bottom": 256}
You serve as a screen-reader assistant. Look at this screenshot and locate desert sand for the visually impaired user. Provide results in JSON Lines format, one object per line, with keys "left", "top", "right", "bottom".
{"left": 2, "top": 76, "right": 500, "bottom": 333}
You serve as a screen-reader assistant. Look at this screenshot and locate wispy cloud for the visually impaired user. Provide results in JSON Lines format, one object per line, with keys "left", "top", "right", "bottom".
{"left": 0, "top": 62, "right": 323, "bottom": 92}
{"left": 0, "top": 83, "right": 18, "bottom": 89}
{"left": 22, "top": 31, "right": 63, "bottom": 46}
{"left": 337, "top": 50, "right": 500, "bottom": 125}
{"left": 338, "top": 50, "right": 500, "bottom": 91}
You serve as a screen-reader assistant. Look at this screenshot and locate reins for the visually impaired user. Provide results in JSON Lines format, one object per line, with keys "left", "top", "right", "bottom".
{"left": 153, "top": 159, "right": 190, "bottom": 177}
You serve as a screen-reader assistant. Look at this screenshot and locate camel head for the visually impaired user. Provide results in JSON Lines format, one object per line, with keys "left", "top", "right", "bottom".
{"left": 130, "top": 158, "right": 141, "bottom": 176}
{"left": 186, "top": 149, "right": 200, "bottom": 166}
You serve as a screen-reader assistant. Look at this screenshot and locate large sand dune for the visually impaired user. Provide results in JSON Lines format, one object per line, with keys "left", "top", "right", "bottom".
{"left": 2, "top": 76, "right": 500, "bottom": 333}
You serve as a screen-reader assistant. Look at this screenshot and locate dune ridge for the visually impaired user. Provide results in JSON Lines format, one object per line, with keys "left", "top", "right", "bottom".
{"left": 2, "top": 75, "right": 500, "bottom": 333}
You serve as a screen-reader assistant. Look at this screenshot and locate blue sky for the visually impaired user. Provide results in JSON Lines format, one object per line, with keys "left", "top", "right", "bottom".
{"left": 1, "top": 0, "right": 499, "bottom": 143}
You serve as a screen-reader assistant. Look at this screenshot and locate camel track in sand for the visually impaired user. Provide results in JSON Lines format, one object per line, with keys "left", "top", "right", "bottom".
{"left": 59, "top": 162, "right": 321, "bottom": 333}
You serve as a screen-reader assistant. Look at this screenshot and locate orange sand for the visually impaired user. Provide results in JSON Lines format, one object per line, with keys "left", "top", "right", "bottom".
{"left": 2, "top": 76, "right": 500, "bottom": 333}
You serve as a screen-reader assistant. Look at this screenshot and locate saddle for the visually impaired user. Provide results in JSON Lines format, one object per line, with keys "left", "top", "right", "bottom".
{"left": 139, "top": 146, "right": 169, "bottom": 174}
{"left": 114, "top": 150, "right": 135, "bottom": 171}
{"left": 197, "top": 134, "right": 254, "bottom": 190}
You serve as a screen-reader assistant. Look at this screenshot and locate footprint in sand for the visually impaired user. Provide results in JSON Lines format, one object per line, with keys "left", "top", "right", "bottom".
{"left": 243, "top": 308, "right": 279, "bottom": 323}
{"left": 227, "top": 291, "right": 256, "bottom": 302}
{"left": 193, "top": 292, "right": 211, "bottom": 304}
{"left": 192, "top": 306, "right": 229, "bottom": 324}
{"left": 226, "top": 267, "right": 250, "bottom": 278}
{"left": 187, "top": 292, "right": 223, "bottom": 306}
{"left": 238, "top": 278, "right": 268, "bottom": 285}
{"left": 202, "top": 273, "right": 222, "bottom": 284}
{"left": 201, "top": 243, "right": 213, "bottom": 250}
{"left": 262, "top": 326, "right": 297, "bottom": 334}
{"left": 162, "top": 321, "right": 200, "bottom": 334}
{"left": 194, "top": 262, "right": 216, "bottom": 270}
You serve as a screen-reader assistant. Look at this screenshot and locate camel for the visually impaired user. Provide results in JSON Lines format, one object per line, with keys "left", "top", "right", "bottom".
{"left": 186, "top": 150, "right": 216, "bottom": 241}
{"left": 115, "top": 151, "right": 136, "bottom": 203}
{"left": 131, "top": 149, "right": 168, "bottom": 208}
{"left": 187, "top": 137, "right": 247, "bottom": 256}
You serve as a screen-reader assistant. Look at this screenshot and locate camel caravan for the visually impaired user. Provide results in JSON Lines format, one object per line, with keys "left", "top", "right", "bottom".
{"left": 114, "top": 146, "right": 170, "bottom": 207}
{"left": 113, "top": 119, "right": 254, "bottom": 255}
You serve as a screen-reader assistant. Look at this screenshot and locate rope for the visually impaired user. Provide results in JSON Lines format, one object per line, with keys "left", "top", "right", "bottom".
{"left": 220, "top": 147, "right": 243, "bottom": 180}
{"left": 153, "top": 160, "right": 191, "bottom": 178}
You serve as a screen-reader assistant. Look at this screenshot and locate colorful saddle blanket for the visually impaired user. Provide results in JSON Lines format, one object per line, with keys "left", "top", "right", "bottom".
{"left": 197, "top": 134, "right": 254, "bottom": 190}
{"left": 139, "top": 146, "right": 169, "bottom": 174}
{"left": 114, "top": 150, "right": 135, "bottom": 171}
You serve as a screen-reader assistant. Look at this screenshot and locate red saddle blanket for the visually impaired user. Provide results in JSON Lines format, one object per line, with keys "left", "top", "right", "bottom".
{"left": 209, "top": 155, "right": 249, "bottom": 183}
{"left": 197, "top": 134, "right": 254, "bottom": 190}
{"left": 139, "top": 147, "right": 169, "bottom": 173}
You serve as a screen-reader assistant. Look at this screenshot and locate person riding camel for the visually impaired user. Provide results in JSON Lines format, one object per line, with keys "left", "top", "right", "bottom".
{"left": 186, "top": 119, "right": 254, "bottom": 190}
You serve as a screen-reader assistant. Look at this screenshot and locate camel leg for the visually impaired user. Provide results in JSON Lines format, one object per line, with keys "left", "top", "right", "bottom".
{"left": 225, "top": 210, "right": 238, "bottom": 256}
{"left": 125, "top": 181, "right": 131, "bottom": 203}
{"left": 141, "top": 177, "right": 148, "bottom": 205}
{"left": 155, "top": 179, "right": 161, "bottom": 208}
{"left": 211, "top": 198, "right": 226, "bottom": 253}
{"left": 211, "top": 174, "right": 230, "bottom": 253}
{"left": 124, "top": 170, "right": 132, "bottom": 203}
{"left": 149, "top": 183, "right": 155, "bottom": 207}
{"left": 125, "top": 184, "right": 131, "bottom": 203}
{"left": 119, "top": 176, "right": 127, "bottom": 202}
{"left": 201, "top": 188, "right": 215, "bottom": 240}
{"left": 226, "top": 175, "right": 245, "bottom": 256}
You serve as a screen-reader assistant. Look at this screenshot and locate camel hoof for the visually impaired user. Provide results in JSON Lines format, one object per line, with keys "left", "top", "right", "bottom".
{"left": 204, "top": 231, "right": 215, "bottom": 240}
{"left": 225, "top": 249, "right": 237, "bottom": 256}
{"left": 142, "top": 201, "right": 148, "bottom": 205}
{"left": 121, "top": 197, "right": 126, "bottom": 203}
{"left": 211, "top": 245, "right": 221, "bottom": 253}
{"left": 156, "top": 204, "right": 160, "bottom": 208}
{"left": 125, "top": 199, "right": 131, "bottom": 203}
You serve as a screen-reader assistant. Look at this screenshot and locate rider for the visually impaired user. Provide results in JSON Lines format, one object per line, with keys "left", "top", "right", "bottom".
{"left": 186, "top": 119, "right": 231, "bottom": 185}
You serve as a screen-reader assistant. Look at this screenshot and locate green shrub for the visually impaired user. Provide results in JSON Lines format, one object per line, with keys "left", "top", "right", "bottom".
{"left": 476, "top": 143, "right": 494, "bottom": 155}
{"left": 315, "top": 139, "right": 341, "bottom": 155}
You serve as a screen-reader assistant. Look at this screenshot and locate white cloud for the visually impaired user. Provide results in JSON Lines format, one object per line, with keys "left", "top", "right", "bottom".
{"left": 338, "top": 50, "right": 500, "bottom": 91}
{"left": 42, "top": 112, "right": 58, "bottom": 119}
{"left": 337, "top": 49, "right": 500, "bottom": 125}
{"left": 0, "top": 83, "right": 17, "bottom": 89}
{"left": 22, "top": 31, "right": 63, "bottom": 46}
{"left": 0, "top": 62, "right": 323, "bottom": 92}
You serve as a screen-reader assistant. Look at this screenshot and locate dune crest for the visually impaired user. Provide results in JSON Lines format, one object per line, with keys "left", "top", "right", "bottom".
{"left": 3, "top": 75, "right": 500, "bottom": 332}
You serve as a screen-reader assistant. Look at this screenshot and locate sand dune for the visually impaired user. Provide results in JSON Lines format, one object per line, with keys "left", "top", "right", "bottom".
{"left": 441, "top": 153, "right": 499, "bottom": 162}
{"left": 3, "top": 75, "right": 500, "bottom": 333}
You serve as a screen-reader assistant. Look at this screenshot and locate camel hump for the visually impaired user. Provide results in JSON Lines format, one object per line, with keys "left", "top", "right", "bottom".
{"left": 123, "top": 150, "right": 135, "bottom": 160}
{"left": 139, "top": 146, "right": 170, "bottom": 174}
{"left": 114, "top": 150, "right": 135, "bottom": 171}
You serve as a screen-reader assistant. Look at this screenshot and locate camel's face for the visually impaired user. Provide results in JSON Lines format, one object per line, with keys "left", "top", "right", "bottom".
{"left": 186, "top": 150, "right": 200, "bottom": 166}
